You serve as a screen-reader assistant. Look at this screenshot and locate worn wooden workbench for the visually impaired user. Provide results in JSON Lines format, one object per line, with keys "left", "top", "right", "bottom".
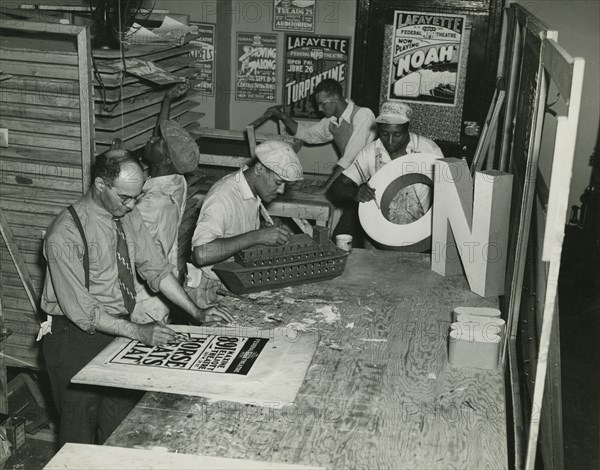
{"left": 106, "top": 250, "right": 507, "bottom": 469}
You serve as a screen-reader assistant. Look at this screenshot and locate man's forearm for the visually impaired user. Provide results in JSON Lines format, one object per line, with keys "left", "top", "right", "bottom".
{"left": 329, "top": 175, "right": 358, "bottom": 204}
{"left": 95, "top": 310, "right": 141, "bottom": 340}
{"left": 322, "top": 165, "right": 345, "bottom": 191}
{"left": 192, "top": 231, "right": 260, "bottom": 267}
{"left": 158, "top": 273, "right": 205, "bottom": 322}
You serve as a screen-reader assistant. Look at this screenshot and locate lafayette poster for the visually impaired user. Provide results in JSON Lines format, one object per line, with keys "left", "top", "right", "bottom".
{"left": 236, "top": 32, "right": 278, "bottom": 102}
{"left": 188, "top": 23, "right": 215, "bottom": 96}
{"left": 273, "top": 0, "right": 316, "bottom": 32}
{"left": 284, "top": 34, "right": 350, "bottom": 119}
{"left": 387, "top": 11, "right": 466, "bottom": 106}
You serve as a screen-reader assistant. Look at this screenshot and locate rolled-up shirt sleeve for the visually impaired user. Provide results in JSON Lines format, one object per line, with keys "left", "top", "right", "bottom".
{"left": 43, "top": 223, "right": 103, "bottom": 333}
{"left": 191, "top": 194, "right": 231, "bottom": 248}
{"left": 342, "top": 145, "right": 372, "bottom": 186}
{"left": 337, "top": 108, "right": 377, "bottom": 169}
{"left": 128, "top": 209, "right": 173, "bottom": 292}
{"left": 295, "top": 119, "right": 333, "bottom": 145}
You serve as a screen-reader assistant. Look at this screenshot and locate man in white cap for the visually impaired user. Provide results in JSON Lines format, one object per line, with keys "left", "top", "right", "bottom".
{"left": 330, "top": 101, "right": 444, "bottom": 245}
{"left": 187, "top": 140, "right": 304, "bottom": 306}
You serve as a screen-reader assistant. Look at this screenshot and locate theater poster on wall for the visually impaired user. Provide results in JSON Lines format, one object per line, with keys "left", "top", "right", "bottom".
{"left": 387, "top": 11, "right": 466, "bottom": 106}
{"left": 188, "top": 22, "right": 215, "bottom": 95}
{"left": 236, "top": 32, "right": 277, "bottom": 102}
{"left": 273, "top": 0, "right": 316, "bottom": 32}
{"left": 284, "top": 34, "right": 350, "bottom": 119}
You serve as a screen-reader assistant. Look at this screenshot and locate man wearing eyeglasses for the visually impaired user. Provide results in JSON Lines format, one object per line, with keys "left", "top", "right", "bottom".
{"left": 266, "top": 78, "right": 376, "bottom": 191}
{"left": 41, "top": 149, "right": 233, "bottom": 446}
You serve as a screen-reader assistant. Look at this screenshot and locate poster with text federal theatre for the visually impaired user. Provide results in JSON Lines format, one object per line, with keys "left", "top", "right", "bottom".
{"left": 284, "top": 34, "right": 350, "bottom": 119}
{"left": 387, "top": 11, "right": 466, "bottom": 106}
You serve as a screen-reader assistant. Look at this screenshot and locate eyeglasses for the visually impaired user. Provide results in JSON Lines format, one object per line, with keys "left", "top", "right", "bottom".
{"left": 108, "top": 186, "right": 145, "bottom": 206}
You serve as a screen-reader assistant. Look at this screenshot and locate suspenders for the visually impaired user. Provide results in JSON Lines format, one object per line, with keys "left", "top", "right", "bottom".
{"left": 67, "top": 205, "right": 90, "bottom": 291}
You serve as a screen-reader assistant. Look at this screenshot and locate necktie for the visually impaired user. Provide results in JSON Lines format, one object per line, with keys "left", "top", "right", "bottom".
{"left": 115, "top": 219, "right": 136, "bottom": 314}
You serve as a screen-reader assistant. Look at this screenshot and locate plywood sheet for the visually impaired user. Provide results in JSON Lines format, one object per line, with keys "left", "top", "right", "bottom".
{"left": 44, "top": 444, "right": 324, "bottom": 470}
{"left": 72, "top": 325, "right": 319, "bottom": 408}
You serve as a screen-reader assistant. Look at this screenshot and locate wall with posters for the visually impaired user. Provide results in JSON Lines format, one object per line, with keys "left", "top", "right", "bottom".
{"left": 151, "top": 0, "right": 220, "bottom": 127}
{"left": 153, "top": 0, "right": 358, "bottom": 175}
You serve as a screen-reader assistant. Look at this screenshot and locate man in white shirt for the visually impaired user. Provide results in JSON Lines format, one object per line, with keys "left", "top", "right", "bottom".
{"left": 187, "top": 141, "right": 304, "bottom": 307}
{"left": 330, "top": 101, "right": 444, "bottom": 246}
{"left": 129, "top": 82, "right": 199, "bottom": 324}
{"left": 267, "top": 78, "right": 376, "bottom": 190}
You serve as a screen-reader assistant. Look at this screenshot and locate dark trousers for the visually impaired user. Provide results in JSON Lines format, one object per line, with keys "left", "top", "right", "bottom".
{"left": 43, "top": 315, "right": 141, "bottom": 447}
{"left": 331, "top": 201, "right": 366, "bottom": 248}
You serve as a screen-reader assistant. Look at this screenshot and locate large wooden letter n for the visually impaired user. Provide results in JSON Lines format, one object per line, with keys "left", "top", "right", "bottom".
{"left": 431, "top": 158, "right": 513, "bottom": 297}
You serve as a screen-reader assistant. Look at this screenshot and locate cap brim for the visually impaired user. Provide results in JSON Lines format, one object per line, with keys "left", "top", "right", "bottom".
{"left": 376, "top": 114, "right": 410, "bottom": 125}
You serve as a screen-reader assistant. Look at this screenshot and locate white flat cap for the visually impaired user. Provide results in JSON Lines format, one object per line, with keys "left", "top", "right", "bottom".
{"left": 255, "top": 140, "right": 303, "bottom": 182}
{"left": 376, "top": 101, "right": 412, "bottom": 125}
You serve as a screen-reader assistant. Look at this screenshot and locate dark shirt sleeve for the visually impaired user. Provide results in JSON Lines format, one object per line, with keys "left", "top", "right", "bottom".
{"left": 127, "top": 208, "right": 174, "bottom": 292}
{"left": 43, "top": 216, "right": 103, "bottom": 333}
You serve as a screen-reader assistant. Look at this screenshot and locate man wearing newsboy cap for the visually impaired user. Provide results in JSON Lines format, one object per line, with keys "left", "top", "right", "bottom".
{"left": 330, "top": 101, "right": 444, "bottom": 246}
{"left": 187, "top": 140, "right": 303, "bottom": 307}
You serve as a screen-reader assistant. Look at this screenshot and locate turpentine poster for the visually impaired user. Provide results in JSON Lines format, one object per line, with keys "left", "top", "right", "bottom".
{"left": 236, "top": 32, "right": 277, "bottom": 101}
{"left": 284, "top": 34, "right": 350, "bottom": 119}
{"left": 273, "top": 0, "right": 316, "bottom": 32}
{"left": 387, "top": 11, "right": 466, "bottom": 106}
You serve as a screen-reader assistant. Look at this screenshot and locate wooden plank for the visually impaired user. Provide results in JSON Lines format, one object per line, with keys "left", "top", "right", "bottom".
{"left": 0, "top": 19, "right": 85, "bottom": 35}
{"left": 0, "top": 59, "right": 79, "bottom": 80}
{"left": 0, "top": 145, "right": 82, "bottom": 166}
{"left": 544, "top": 39, "right": 574, "bottom": 100}
{"left": 0, "top": 156, "right": 83, "bottom": 179}
{"left": 2, "top": 209, "right": 61, "bottom": 228}
{"left": 77, "top": 26, "right": 94, "bottom": 193}
{"left": 7, "top": 131, "right": 81, "bottom": 151}
{"left": 0, "top": 76, "right": 80, "bottom": 95}
{"left": 94, "top": 113, "right": 202, "bottom": 154}
{"left": 1, "top": 257, "right": 45, "bottom": 280}
{"left": 94, "top": 88, "right": 173, "bottom": 117}
{"left": 95, "top": 99, "right": 199, "bottom": 133}
{"left": 0, "top": 48, "right": 78, "bottom": 65}
{"left": 0, "top": 209, "right": 41, "bottom": 323}
{"left": 0, "top": 198, "right": 66, "bottom": 216}
{"left": 0, "top": 102, "right": 80, "bottom": 121}
{"left": 0, "top": 88, "right": 80, "bottom": 107}
{"left": 0, "top": 185, "right": 79, "bottom": 206}
{"left": 0, "top": 116, "right": 81, "bottom": 137}
{"left": 45, "top": 444, "right": 325, "bottom": 470}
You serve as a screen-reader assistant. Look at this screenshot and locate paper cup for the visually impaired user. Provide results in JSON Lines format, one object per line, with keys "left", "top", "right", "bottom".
{"left": 336, "top": 234, "right": 353, "bottom": 252}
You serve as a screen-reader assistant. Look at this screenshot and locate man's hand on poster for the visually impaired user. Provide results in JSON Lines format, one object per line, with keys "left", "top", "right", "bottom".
{"left": 194, "top": 305, "right": 235, "bottom": 326}
{"left": 136, "top": 323, "right": 177, "bottom": 347}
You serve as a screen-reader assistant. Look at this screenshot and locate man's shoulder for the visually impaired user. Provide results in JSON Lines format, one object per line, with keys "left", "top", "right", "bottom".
{"left": 410, "top": 133, "right": 442, "bottom": 152}
{"left": 45, "top": 204, "right": 81, "bottom": 245}
{"left": 353, "top": 104, "right": 376, "bottom": 121}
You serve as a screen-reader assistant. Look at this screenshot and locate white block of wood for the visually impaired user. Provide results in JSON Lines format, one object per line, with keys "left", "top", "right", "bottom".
{"left": 452, "top": 306, "right": 501, "bottom": 322}
{"left": 431, "top": 158, "right": 513, "bottom": 297}
{"left": 44, "top": 443, "right": 325, "bottom": 469}
{"left": 449, "top": 322, "right": 501, "bottom": 370}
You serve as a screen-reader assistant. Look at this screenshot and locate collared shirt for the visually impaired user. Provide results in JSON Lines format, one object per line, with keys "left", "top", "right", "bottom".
{"left": 295, "top": 100, "right": 376, "bottom": 169}
{"left": 41, "top": 193, "right": 174, "bottom": 333}
{"left": 132, "top": 174, "right": 187, "bottom": 323}
{"left": 343, "top": 134, "right": 444, "bottom": 223}
{"left": 191, "top": 169, "right": 261, "bottom": 279}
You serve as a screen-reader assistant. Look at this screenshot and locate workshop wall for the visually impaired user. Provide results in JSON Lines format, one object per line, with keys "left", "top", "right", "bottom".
{"left": 153, "top": 0, "right": 358, "bottom": 175}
